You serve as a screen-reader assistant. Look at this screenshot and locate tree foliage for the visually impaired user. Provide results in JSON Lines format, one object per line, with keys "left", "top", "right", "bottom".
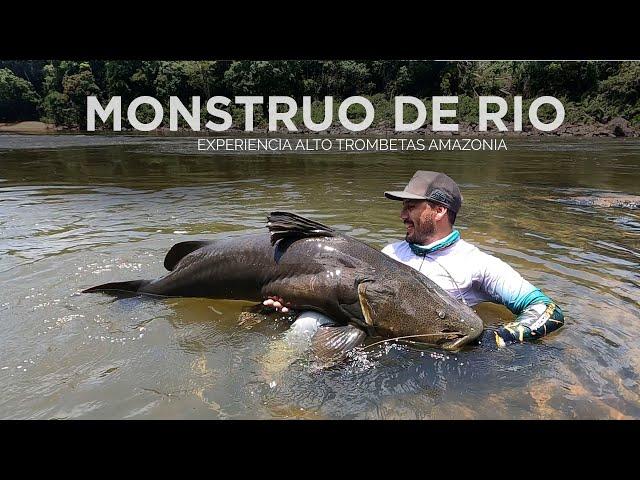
{"left": 1, "top": 60, "right": 638, "bottom": 128}
{"left": 0, "top": 68, "right": 40, "bottom": 122}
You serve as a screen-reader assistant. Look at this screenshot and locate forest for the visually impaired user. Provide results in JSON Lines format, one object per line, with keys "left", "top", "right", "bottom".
{"left": 0, "top": 60, "right": 638, "bottom": 131}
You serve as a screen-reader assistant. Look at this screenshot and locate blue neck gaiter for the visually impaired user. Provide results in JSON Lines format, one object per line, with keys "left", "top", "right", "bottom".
{"left": 409, "top": 230, "right": 460, "bottom": 257}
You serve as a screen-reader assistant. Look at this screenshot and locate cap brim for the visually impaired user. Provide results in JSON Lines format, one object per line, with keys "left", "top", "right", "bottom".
{"left": 384, "top": 191, "right": 428, "bottom": 201}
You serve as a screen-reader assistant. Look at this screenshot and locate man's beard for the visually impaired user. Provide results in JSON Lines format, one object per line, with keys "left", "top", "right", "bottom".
{"left": 405, "top": 216, "right": 435, "bottom": 244}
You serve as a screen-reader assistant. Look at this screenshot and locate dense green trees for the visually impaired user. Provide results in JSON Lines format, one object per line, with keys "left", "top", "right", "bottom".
{"left": 38, "top": 62, "right": 99, "bottom": 127}
{"left": 0, "top": 60, "right": 638, "bottom": 128}
{"left": 0, "top": 68, "right": 40, "bottom": 122}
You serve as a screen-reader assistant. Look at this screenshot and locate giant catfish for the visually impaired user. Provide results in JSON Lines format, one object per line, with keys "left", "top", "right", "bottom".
{"left": 83, "top": 212, "right": 484, "bottom": 359}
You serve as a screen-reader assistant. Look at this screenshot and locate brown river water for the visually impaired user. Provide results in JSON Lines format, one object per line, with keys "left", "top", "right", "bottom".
{"left": 0, "top": 133, "right": 639, "bottom": 419}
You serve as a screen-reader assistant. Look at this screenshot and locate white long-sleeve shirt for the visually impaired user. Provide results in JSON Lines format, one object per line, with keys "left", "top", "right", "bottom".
{"left": 381, "top": 232, "right": 550, "bottom": 313}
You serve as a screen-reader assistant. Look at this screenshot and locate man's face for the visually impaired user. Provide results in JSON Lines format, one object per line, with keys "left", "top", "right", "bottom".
{"left": 400, "top": 200, "right": 437, "bottom": 244}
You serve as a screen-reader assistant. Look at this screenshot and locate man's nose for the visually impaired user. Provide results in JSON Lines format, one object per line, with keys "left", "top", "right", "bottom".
{"left": 400, "top": 208, "right": 408, "bottom": 220}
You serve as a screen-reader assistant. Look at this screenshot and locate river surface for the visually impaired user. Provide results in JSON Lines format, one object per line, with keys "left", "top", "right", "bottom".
{"left": 1, "top": 133, "right": 639, "bottom": 419}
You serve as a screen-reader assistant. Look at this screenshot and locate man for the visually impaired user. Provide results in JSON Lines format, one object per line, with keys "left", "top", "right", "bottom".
{"left": 264, "top": 171, "right": 564, "bottom": 347}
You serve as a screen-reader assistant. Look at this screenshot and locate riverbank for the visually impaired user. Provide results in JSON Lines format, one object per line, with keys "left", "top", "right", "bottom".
{"left": 0, "top": 121, "right": 60, "bottom": 133}
{"left": 381, "top": 117, "right": 639, "bottom": 137}
{"left": 1, "top": 117, "right": 638, "bottom": 137}
{"left": 278, "top": 117, "right": 640, "bottom": 137}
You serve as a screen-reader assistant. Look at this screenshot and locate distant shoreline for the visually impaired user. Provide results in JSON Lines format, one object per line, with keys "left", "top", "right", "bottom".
{"left": 1, "top": 118, "right": 639, "bottom": 138}
{"left": 0, "top": 121, "right": 59, "bottom": 133}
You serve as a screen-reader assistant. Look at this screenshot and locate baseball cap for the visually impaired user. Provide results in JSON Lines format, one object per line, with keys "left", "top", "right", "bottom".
{"left": 384, "top": 171, "right": 463, "bottom": 213}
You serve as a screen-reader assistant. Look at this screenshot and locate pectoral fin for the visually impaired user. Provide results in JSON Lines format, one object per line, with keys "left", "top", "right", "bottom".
{"left": 311, "top": 324, "right": 367, "bottom": 364}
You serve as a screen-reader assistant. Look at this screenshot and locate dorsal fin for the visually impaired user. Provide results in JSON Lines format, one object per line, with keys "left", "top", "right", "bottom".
{"left": 163, "top": 241, "right": 210, "bottom": 271}
{"left": 267, "top": 212, "right": 335, "bottom": 245}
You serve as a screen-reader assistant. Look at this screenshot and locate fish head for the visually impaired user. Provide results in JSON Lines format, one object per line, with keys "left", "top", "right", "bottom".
{"left": 357, "top": 271, "right": 484, "bottom": 350}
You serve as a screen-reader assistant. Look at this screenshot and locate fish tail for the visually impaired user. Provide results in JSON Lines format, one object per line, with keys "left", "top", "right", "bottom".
{"left": 82, "top": 279, "right": 150, "bottom": 294}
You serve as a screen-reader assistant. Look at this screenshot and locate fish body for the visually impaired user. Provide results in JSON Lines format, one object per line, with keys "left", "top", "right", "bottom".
{"left": 84, "top": 212, "right": 484, "bottom": 353}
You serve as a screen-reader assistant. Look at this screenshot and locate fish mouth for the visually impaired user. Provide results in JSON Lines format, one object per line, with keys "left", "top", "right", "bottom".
{"left": 395, "top": 328, "right": 478, "bottom": 351}
{"left": 439, "top": 333, "right": 473, "bottom": 351}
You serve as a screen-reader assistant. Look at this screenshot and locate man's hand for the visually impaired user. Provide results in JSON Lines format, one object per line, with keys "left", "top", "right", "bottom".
{"left": 475, "top": 327, "right": 523, "bottom": 349}
{"left": 493, "top": 303, "right": 565, "bottom": 347}
{"left": 262, "top": 296, "right": 291, "bottom": 313}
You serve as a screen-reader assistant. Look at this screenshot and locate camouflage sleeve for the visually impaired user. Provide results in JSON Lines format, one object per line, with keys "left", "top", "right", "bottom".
{"left": 494, "top": 302, "right": 565, "bottom": 347}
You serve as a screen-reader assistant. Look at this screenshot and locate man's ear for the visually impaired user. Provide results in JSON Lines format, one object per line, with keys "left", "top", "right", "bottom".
{"left": 434, "top": 205, "right": 448, "bottom": 221}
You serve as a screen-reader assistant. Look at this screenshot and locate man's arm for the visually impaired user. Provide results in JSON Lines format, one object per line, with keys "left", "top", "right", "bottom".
{"left": 475, "top": 252, "right": 565, "bottom": 346}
